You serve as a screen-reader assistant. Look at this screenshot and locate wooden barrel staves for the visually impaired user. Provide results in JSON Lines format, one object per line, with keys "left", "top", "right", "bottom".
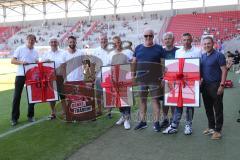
{"left": 63, "top": 81, "right": 96, "bottom": 122}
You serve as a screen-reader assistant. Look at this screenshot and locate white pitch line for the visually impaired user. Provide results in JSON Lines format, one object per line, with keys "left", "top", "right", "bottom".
{"left": 0, "top": 117, "right": 47, "bottom": 139}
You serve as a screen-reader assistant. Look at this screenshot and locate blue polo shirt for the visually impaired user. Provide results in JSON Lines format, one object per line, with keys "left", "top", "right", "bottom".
{"left": 134, "top": 44, "right": 164, "bottom": 82}
{"left": 201, "top": 50, "right": 226, "bottom": 84}
{"left": 163, "top": 47, "right": 179, "bottom": 60}
{"left": 134, "top": 44, "right": 164, "bottom": 63}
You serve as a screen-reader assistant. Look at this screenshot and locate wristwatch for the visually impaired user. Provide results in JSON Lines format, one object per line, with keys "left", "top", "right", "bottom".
{"left": 220, "top": 83, "right": 225, "bottom": 87}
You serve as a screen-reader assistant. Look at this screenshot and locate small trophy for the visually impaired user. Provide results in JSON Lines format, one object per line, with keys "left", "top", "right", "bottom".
{"left": 83, "top": 59, "right": 96, "bottom": 82}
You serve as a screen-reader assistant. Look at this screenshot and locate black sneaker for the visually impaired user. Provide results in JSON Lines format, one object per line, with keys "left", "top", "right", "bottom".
{"left": 160, "top": 119, "right": 169, "bottom": 129}
{"left": 11, "top": 120, "right": 18, "bottom": 126}
{"left": 134, "top": 121, "right": 147, "bottom": 130}
{"left": 28, "top": 117, "right": 35, "bottom": 123}
{"left": 153, "top": 121, "right": 161, "bottom": 132}
{"left": 107, "top": 113, "right": 112, "bottom": 119}
{"left": 47, "top": 114, "right": 56, "bottom": 120}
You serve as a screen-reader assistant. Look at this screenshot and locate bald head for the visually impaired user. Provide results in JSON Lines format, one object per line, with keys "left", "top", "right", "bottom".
{"left": 143, "top": 28, "right": 154, "bottom": 47}
{"left": 143, "top": 28, "right": 154, "bottom": 36}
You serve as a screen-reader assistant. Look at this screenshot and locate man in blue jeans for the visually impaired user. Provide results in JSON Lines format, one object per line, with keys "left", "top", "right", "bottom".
{"left": 163, "top": 33, "right": 201, "bottom": 135}
{"left": 160, "top": 32, "right": 179, "bottom": 128}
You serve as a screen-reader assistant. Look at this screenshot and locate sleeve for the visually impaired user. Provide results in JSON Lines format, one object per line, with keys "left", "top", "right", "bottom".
{"left": 35, "top": 51, "right": 39, "bottom": 62}
{"left": 175, "top": 50, "right": 179, "bottom": 58}
{"left": 62, "top": 52, "right": 67, "bottom": 63}
{"left": 133, "top": 45, "right": 139, "bottom": 57}
{"left": 218, "top": 53, "right": 226, "bottom": 67}
{"left": 107, "top": 52, "right": 113, "bottom": 65}
{"left": 125, "top": 50, "right": 134, "bottom": 62}
{"left": 159, "top": 45, "right": 165, "bottom": 58}
{"left": 13, "top": 47, "right": 21, "bottom": 59}
{"left": 40, "top": 52, "right": 48, "bottom": 62}
{"left": 197, "top": 49, "right": 202, "bottom": 58}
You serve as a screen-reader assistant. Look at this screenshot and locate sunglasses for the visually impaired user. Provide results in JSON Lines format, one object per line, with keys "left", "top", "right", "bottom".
{"left": 144, "top": 35, "right": 154, "bottom": 38}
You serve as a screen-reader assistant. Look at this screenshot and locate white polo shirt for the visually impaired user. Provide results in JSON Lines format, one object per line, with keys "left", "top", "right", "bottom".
{"left": 93, "top": 46, "right": 110, "bottom": 78}
{"left": 108, "top": 49, "right": 133, "bottom": 65}
{"left": 13, "top": 45, "right": 39, "bottom": 76}
{"left": 41, "top": 49, "right": 67, "bottom": 69}
{"left": 65, "top": 49, "right": 84, "bottom": 82}
{"left": 175, "top": 46, "right": 202, "bottom": 58}
{"left": 41, "top": 49, "right": 67, "bottom": 75}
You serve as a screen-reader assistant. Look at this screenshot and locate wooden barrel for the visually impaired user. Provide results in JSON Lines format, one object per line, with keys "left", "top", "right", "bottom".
{"left": 63, "top": 81, "right": 96, "bottom": 122}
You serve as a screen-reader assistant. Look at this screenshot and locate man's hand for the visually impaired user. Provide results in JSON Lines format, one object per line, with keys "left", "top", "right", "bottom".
{"left": 217, "top": 86, "right": 224, "bottom": 95}
{"left": 22, "top": 61, "right": 28, "bottom": 65}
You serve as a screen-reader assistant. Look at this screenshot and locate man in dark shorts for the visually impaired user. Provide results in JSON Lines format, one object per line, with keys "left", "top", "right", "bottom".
{"left": 41, "top": 37, "right": 67, "bottom": 120}
{"left": 133, "top": 28, "right": 165, "bottom": 132}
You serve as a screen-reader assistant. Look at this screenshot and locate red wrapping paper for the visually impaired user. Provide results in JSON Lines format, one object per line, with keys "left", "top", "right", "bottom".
{"left": 164, "top": 58, "right": 200, "bottom": 107}
{"left": 101, "top": 64, "right": 133, "bottom": 108}
{"left": 24, "top": 62, "right": 57, "bottom": 103}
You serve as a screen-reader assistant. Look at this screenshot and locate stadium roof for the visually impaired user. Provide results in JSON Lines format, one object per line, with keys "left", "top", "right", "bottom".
{"left": 0, "top": 0, "right": 239, "bottom": 22}
{"left": 0, "top": 0, "right": 61, "bottom": 7}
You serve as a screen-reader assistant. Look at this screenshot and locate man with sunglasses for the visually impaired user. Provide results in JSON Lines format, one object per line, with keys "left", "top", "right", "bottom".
{"left": 133, "top": 28, "right": 165, "bottom": 132}
{"left": 41, "top": 37, "right": 67, "bottom": 120}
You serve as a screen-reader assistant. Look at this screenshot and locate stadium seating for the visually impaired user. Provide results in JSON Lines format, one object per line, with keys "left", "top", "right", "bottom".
{"left": 166, "top": 11, "right": 240, "bottom": 44}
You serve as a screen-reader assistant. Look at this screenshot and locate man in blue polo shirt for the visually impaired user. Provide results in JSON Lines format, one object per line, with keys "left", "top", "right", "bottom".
{"left": 201, "top": 36, "right": 227, "bottom": 140}
{"left": 133, "top": 28, "right": 165, "bottom": 132}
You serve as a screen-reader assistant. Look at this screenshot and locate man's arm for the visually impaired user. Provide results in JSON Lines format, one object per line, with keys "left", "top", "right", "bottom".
{"left": 131, "top": 57, "right": 137, "bottom": 78}
{"left": 11, "top": 57, "right": 27, "bottom": 65}
{"left": 217, "top": 65, "right": 227, "bottom": 95}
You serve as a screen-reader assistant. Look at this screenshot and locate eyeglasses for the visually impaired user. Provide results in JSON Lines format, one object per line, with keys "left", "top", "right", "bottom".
{"left": 144, "top": 35, "right": 153, "bottom": 38}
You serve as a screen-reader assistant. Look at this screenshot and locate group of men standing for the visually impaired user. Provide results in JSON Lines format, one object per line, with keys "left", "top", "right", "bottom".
{"left": 10, "top": 27, "right": 227, "bottom": 140}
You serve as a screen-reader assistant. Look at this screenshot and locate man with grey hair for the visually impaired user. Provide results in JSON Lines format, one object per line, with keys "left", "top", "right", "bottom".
{"left": 41, "top": 37, "right": 67, "bottom": 120}
{"left": 160, "top": 32, "right": 179, "bottom": 128}
{"left": 133, "top": 28, "right": 165, "bottom": 132}
{"left": 93, "top": 33, "right": 111, "bottom": 117}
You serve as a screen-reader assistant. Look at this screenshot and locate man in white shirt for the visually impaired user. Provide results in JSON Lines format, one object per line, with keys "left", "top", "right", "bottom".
{"left": 41, "top": 37, "right": 67, "bottom": 120}
{"left": 65, "top": 36, "right": 84, "bottom": 82}
{"left": 163, "top": 33, "right": 201, "bottom": 135}
{"left": 92, "top": 33, "right": 110, "bottom": 116}
{"left": 108, "top": 36, "right": 133, "bottom": 130}
{"left": 11, "top": 34, "right": 39, "bottom": 126}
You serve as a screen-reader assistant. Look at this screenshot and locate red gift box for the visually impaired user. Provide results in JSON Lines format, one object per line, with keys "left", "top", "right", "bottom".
{"left": 24, "top": 62, "right": 58, "bottom": 104}
{"left": 164, "top": 58, "right": 200, "bottom": 107}
{"left": 101, "top": 64, "right": 133, "bottom": 108}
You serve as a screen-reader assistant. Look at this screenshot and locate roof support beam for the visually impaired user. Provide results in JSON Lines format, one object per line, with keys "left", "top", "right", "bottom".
{"left": 76, "top": 0, "right": 95, "bottom": 21}
{"left": 75, "top": 0, "right": 88, "bottom": 8}
{"left": 138, "top": 0, "right": 145, "bottom": 17}
{"left": 43, "top": 0, "right": 46, "bottom": 19}
{"left": 20, "top": 0, "right": 43, "bottom": 13}
{"left": 107, "top": 0, "right": 121, "bottom": 16}
{"left": 65, "top": 0, "right": 68, "bottom": 18}
{"left": 22, "top": 4, "right": 25, "bottom": 21}
{"left": 48, "top": 0, "right": 65, "bottom": 11}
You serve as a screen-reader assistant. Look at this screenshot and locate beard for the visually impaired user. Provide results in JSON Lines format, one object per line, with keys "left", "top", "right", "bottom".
{"left": 69, "top": 44, "right": 76, "bottom": 50}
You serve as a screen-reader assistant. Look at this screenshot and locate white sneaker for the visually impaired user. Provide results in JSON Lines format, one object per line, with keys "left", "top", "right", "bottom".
{"left": 235, "top": 70, "right": 240, "bottom": 74}
{"left": 184, "top": 125, "right": 192, "bottom": 135}
{"left": 162, "top": 125, "right": 177, "bottom": 134}
{"left": 124, "top": 120, "right": 131, "bottom": 130}
{"left": 116, "top": 116, "right": 125, "bottom": 125}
